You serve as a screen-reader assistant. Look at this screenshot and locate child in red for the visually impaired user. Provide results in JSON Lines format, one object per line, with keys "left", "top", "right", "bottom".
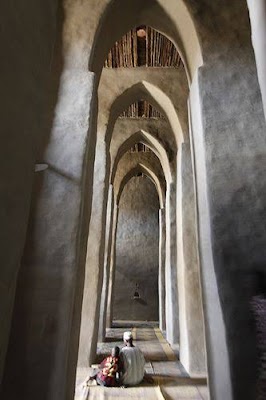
{"left": 90, "top": 346, "right": 122, "bottom": 387}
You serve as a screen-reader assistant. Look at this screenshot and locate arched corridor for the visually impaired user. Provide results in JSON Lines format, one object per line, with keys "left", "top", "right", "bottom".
{"left": 1, "top": 2, "right": 266, "bottom": 400}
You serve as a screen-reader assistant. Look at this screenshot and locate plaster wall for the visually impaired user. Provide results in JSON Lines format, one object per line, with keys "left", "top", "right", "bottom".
{"left": 2, "top": 70, "right": 97, "bottom": 400}
{"left": 110, "top": 118, "right": 176, "bottom": 181}
{"left": 98, "top": 185, "right": 114, "bottom": 341}
{"left": 99, "top": 68, "right": 189, "bottom": 136}
{"left": 177, "top": 143, "right": 206, "bottom": 376}
{"left": 106, "top": 204, "right": 119, "bottom": 328}
{"left": 164, "top": 182, "right": 179, "bottom": 345}
{"left": 207, "top": 70, "right": 265, "bottom": 398}
{"left": 189, "top": 71, "right": 231, "bottom": 400}
{"left": 78, "top": 138, "right": 108, "bottom": 368}
{"left": 188, "top": 4, "right": 266, "bottom": 399}
{"left": 111, "top": 118, "right": 177, "bottom": 171}
{"left": 0, "top": 0, "right": 59, "bottom": 390}
{"left": 114, "top": 152, "right": 166, "bottom": 199}
{"left": 159, "top": 209, "right": 166, "bottom": 331}
{"left": 189, "top": 30, "right": 266, "bottom": 395}
{"left": 113, "top": 176, "right": 160, "bottom": 321}
{"left": 1, "top": 4, "right": 98, "bottom": 398}
{"left": 199, "top": 37, "right": 266, "bottom": 397}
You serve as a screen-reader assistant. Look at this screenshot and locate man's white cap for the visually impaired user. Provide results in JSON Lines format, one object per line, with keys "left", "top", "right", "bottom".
{"left": 123, "top": 331, "right": 133, "bottom": 341}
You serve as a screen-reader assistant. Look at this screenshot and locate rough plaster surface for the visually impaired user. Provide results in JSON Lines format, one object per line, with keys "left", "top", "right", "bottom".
{"left": 98, "top": 185, "right": 115, "bottom": 341}
{"left": 110, "top": 118, "right": 177, "bottom": 169}
{"left": 114, "top": 152, "right": 166, "bottom": 202}
{"left": 164, "top": 182, "right": 179, "bottom": 345}
{"left": 113, "top": 176, "right": 160, "bottom": 321}
{"left": 110, "top": 119, "right": 175, "bottom": 186}
{"left": 2, "top": 72, "right": 96, "bottom": 400}
{"left": 158, "top": 209, "right": 166, "bottom": 331}
{"left": 99, "top": 68, "right": 189, "bottom": 137}
{"left": 103, "top": 80, "right": 184, "bottom": 148}
{"left": 1, "top": 4, "right": 97, "bottom": 398}
{"left": 198, "top": 57, "right": 266, "bottom": 399}
{"left": 189, "top": 72, "right": 232, "bottom": 400}
{"left": 105, "top": 204, "right": 119, "bottom": 329}
{"left": 0, "top": 0, "right": 59, "bottom": 391}
{"left": 177, "top": 143, "right": 206, "bottom": 375}
{"left": 78, "top": 138, "right": 108, "bottom": 368}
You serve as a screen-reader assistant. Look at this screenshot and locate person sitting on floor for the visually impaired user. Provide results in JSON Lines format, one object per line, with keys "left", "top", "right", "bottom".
{"left": 120, "top": 331, "right": 145, "bottom": 386}
{"left": 88, "top": 346, "right": 122, "bottom": 387}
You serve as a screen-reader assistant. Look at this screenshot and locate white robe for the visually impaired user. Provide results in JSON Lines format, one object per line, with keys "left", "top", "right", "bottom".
{"left": 120, "top": 346, "right": 145, "bottom": 385}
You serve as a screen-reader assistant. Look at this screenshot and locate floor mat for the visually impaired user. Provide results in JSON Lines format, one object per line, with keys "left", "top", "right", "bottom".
{"left": 85, "top": 385, "right": 165, "bottom": 400}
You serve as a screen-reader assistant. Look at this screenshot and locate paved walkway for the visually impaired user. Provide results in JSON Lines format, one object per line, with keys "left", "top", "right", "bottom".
{"left": 75, "top": 327, "right": 208, "bottom": 400}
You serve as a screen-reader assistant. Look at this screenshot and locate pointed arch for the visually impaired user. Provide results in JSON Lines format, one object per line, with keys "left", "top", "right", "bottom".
{"left": 89, "top": 0, "right": 203, "bottom": 81}
{"left": 106, "top": 81, "right": 183, "bottom": 145}
{"left": 116, "top": 163, "right": 164, "bottom": 209}
{"left": 111, "top": 129, "right": 172, "bottom": 186}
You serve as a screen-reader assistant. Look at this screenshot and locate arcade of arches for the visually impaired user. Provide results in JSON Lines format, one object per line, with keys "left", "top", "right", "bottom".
{"left": 0, "top": 1, "right": 266, "bottom": 400}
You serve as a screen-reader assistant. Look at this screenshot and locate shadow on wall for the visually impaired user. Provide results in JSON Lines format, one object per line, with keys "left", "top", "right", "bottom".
{"left": 250, "top": 271, "right": 266, "bottom": 400}
{"left": 1, "top": 1, "right": 98, "bottom": 398}
{"left": 1, "top": 3, "right": 66, "bottom": 399}
{"left": 212, "top": 175, "right": 266, "bottom": 400}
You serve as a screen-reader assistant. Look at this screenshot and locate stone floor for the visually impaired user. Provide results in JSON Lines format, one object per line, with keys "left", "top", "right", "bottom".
{"left": 75, "top": 325, "right": 209, "bottom": 400}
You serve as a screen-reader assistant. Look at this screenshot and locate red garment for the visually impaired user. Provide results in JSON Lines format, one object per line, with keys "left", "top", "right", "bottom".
{"left": 96, "top": 356, "right": 121, "bottom": 387}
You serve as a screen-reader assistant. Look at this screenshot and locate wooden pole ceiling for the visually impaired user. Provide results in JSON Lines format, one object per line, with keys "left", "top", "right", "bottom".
{"left": 105, "top": 26, "right": 181, "bottom": 119}
{"left": 104, "top": 26, "right": 182, "bottom": 68}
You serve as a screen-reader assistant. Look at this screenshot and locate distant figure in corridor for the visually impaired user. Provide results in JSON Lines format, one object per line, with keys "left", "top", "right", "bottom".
{"left": 89, "top": 346, "right": 122, "bottom": 387}
{"left": 120, "top": 331, "right": 145, "bottom": 386}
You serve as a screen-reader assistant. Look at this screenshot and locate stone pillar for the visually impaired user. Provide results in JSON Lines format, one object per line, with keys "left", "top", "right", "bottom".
{"left": 78, "top": 138, "right": 109, "bottom": 367}
{"left": 106, "top": 204, "right": 119, "bottom": 328}
{"left": 189, "top": 71, "right": 232, "bottom": 400}
{"left": 165, "top": 181, "right": 179, "bottom": 345}
{"left": 1, "top": 64, "right": 97, "bottom": 399}
{"left": 98, "top": 184, "right": 114, "bottom": 342}
{"left": 159, "top": 208, "right": 166, "bottom": 332}
{"left": 189, "top": 46, "right": 266, "bottom": 396}
{"left": 176, "top": 142, "right": 206, "bottom": 376}
{"left": 247, "top": 0, "right": 266, "bottom": 118}
{"left": 0, "top": 0, "right": 59, "bottom": 389}
{"left": 191, "top": 61, "right": 266, "bottom": 399}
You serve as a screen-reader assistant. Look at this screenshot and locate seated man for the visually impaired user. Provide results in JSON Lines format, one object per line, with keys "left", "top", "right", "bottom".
{"left": 120, "top": 331, "right": 145, "bottom": 386}
{"left": 88, "top": 346, "right": 122, "bottom": 387}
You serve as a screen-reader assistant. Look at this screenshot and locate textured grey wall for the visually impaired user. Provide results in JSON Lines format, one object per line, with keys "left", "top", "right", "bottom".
{"left": 113, "top": 176, "right": 160, "bottom": 321}
{"left": 1, "top": 2, "right": 97, "bottom": 398}
{"left": 0, "top": 0, "right": 59, "bottom": 390}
